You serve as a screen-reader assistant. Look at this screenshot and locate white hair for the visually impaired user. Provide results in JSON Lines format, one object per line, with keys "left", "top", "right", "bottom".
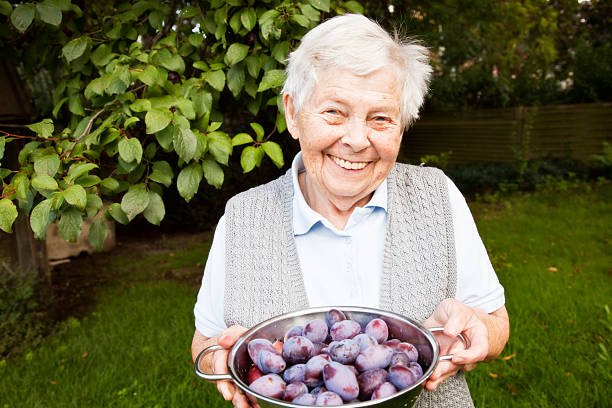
{"left": 282, "top": 14, "right": 432, "bottom": 129}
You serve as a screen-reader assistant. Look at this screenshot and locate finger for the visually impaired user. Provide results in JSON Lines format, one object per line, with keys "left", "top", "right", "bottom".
{"left": 452, "top": 326, "right": 489, "bottom": 364}
{"left": 212, "top": 349, "right": 230, "bottom": 374}
{"left": 246, "top": 393, "right": 261, "bottom": 408}
{"left": 217, "top": 380, "right": 235, "bottom": 401}
{"left": 219, "top": 325, "right": 248, "bottom": 348}
{"left": 424, "top": 361, "right": 460, "bottom": 391}
{"left": 232, "top": 389, "right": 253, "bottom": 408}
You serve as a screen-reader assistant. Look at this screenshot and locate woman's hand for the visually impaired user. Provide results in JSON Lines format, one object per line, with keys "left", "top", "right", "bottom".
{"left": 423, "top": 299, "right": 509, "bottom": 391}
{"left": 192, "top": 326, "right": 261, "bottom": 408}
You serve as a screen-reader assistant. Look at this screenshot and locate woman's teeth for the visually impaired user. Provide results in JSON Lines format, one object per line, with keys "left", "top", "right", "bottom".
{"left": 331, "top": 156, "right": 368, "bottom": 170}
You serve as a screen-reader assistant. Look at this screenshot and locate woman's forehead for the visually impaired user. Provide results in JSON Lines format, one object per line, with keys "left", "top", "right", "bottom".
{"left": 309, "top": 68, "right": 401, "bottom": 109}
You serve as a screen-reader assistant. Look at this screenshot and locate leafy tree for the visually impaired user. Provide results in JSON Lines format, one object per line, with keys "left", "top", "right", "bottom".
{"left": 364, "top": 0, "right": 611, "bottom": 110}
{"left": 0, "top": 0, "right": 364, "bottom": 245}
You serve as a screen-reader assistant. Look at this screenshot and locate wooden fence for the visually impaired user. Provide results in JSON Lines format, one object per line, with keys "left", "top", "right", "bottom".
{"left": 400, "top": 103, "right": 612, "bottom": 166}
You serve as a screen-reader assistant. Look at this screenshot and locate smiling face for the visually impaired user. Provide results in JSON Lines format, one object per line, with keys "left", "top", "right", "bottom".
{"left": 284, "top": 67, "right": 403, "bottom": 218}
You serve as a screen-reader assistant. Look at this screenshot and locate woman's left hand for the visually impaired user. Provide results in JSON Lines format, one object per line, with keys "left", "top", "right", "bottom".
{"left": 423, "top": 298, "right": 490, "bottom": 391}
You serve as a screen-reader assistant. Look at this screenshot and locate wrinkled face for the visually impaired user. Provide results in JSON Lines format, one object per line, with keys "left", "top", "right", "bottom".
{"left": 284, "top": 67, "right": 403, "bottom": 210}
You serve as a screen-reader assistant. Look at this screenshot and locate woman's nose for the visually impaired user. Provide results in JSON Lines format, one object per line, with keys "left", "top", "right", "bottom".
{"left": 341, "top": 119, "right": 371, "bottom": 152}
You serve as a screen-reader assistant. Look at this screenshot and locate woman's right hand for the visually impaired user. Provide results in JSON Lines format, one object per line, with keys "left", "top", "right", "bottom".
{"left": 192, "top": 326, "right": 260, "bottom": 408}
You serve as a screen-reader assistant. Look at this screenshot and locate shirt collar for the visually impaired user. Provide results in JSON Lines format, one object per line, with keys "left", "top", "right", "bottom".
{"left": 291, "top": 152, "right": 388, "bottom": 235}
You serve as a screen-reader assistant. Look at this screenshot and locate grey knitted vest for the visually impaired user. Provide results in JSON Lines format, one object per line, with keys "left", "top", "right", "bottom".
{"left": 224, "top": 163, "right": 474, "bottom": 407}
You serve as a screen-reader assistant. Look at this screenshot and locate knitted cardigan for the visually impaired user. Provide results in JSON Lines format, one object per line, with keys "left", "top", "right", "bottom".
{"left": 224, "top": 163, "right": 474, "bottom": 407}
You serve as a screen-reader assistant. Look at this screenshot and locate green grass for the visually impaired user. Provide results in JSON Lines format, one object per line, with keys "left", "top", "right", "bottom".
{"left": 0, "top": 282, "right": 226, "bottom": 407}
{"left": 0, "top": 183, "right": 610, "bottom": 407}
{"left": 466, "top": 182, "right": 612, "bottom": 406}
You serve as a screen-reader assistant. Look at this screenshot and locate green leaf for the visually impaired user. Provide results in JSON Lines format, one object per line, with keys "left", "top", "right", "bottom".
{"left": 193, "top": 61, "right": 208, "bottom": 71}
{"left": 290, "top": 14, "right": 310, "bottom": 28}
{"left": 204, "top": 70, "right": 225, "bottom": 92}
{"left": 120, "top": 183, "right": 149, "bottom": 221}
{"left": 231, "top": 132, "right": 253, "bottom": 147}
{"left": 58, "top": 208, "right": 83, "bottom": 243}
{"left": 188, "top": 33, "right": 204, "bottom": 48}
{"left": 62, "top": 36, "right": 89, "bottom": 63}
{"left": 202, "top": 157, "right": 224, "bottom": 189}
{"left": 10, "top": 3, "right": 35, "bottom": 33}
{"left": 138, "top": 65, "right": 159, "bottom": 86}
{"left": 149, "top": 10, "right": 163, "bottom": 30}
{"left": 224, "top": 43, "right": 249, "bottom": 66}
{"left": 276, "top": 111, "right": 287, "bottom": 133}
{"left": 26, "top": 119, "right": 54, "bottom": 139}
{"left": 152, "top": 48, "right": 185, "bottom": 74}
{"left": 143, "top": 191, "right": 165, "bottom": 225}
{"left": 68, "top": 96, "right": 85, "bottom": 116}
{"left": 240, "top": 145, "right": 263, "bottom": 173}
{"left": 207, "top": 131, "right": 232, "bottom": 165}
{"left": 130, "top": 98, "right": 151, "bottom": 113}
{"left": 259, "top": 9, "right": 280, "bottom": 41}
{"left": 245, "top": 55, "right": 262, "bottom": 79}
{"left": 107, "top": 203, "right": 129, "bottom": 225}
{"left": 149, "top": 161, "right": 173, "bottom": 187}
{"left": 241, "top": 7, "right": 257, "bottom": 31}
{"left": 75, "top": 175, "right": 100, "bottom": 188}
{"left": 177, "top": 163, "right": 202, "bottom": 202}
{"left": 343, "top": 1, "right": 364, "bottom": 14}
{"left": 272, "top": 41, "right": 289, "bottom": 63}
{"left": 91, "top": 44, "right": 114, "bottom": 66}
{"left": 175, "top": 98, "right": 196, "bottom": 120}
{"left": 155, "top": 124, "right": 175, "bottom": 150}
{"left": 308, "top": 0, "right": 330, "bottom": 12}
{"left": 227, "top": 64, "right": 245, "bottom": 98}
{"left": 12, "top": 172, "right": 30, "bottom": 202}
{"left": 250, "top": 122, "right": 265, "bottom": 141}
{"left": 34, "top": 154, "right": 60, "bottom": 177}
{"left": 0, "top": 136, "right": 5, "bottom": 162}
{"left": 63, "top": 184, "right": 87, "bottom": 210}
{"left": 0, "top": 2, "right": 12, "bottom": 17}
{"left": 36, "top": 1, "right": 62, "bottom": 26}
{"left": 145, "top": 108, "right": 172, "bottom": 134}
{"left": 48, "top": 0, "right": 71, "bottom": 11}
{"left": 257, "top": 69, "right": 286, "bottom": 92}
{"left": 32, "top": 174, "right": 59, "bottom": 191}
{"left": 85, "top": 193, "right": 103, "bottom": 217}
{"left": 66, "top": 163, "right": 97, "bottom": 183}
{"left": 124, "top": 117, "right": 139, "bottom": 128}
{"left": 100, "top": 177, "right": 120, "bottom": 193}
{"left": 229, "top": 11, "right": 241, "bottom": 34}
{"left": 0, "top": 199, "right": 18, "bottom": 233}
{"left": 118, "top": 137, "right": 143, "bottom": 164}
{"left": 262, "top": 141, "right": 284, "bottom": 168}
{"left": 30, "top": 199, "right": 54, "bottom": 239}
{"left": 174, "top": 126, "right": 197, "bottom": 163}
{"left": 299, "top": 4, "right": 320, "bottom": 21}
{"left": 88, "top": 217, "right": 107, "bottom": 251}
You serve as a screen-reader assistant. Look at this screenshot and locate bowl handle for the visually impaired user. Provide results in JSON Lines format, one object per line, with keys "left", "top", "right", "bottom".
{"left": 194, "top": 344, "right": 233, "bottom": 381}
{"left": 428, "top": 327, "right": 471, "bottom": 361}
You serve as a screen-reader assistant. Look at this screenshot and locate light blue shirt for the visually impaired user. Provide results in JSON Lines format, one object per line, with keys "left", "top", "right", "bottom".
{"left": 194, "top": 153, "right": 505, "bottom": 337}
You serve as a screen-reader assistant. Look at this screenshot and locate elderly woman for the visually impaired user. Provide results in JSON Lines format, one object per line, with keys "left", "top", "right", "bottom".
{"left": 191, "top": 14, "right": 509, "bottom": 408}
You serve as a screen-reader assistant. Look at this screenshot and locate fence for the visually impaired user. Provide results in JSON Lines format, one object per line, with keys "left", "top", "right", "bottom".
{"left": 400, "top": 103, "right": 612, "bottom": 166}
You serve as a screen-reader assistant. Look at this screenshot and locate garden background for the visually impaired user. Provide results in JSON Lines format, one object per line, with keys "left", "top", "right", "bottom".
{"left": 0, "top": 0, "right": 610, "bottom": 407}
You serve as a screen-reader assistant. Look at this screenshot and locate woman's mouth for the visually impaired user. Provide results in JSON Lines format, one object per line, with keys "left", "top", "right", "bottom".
{"left": 330, "top": 155, "right": 369, "bottom": 170}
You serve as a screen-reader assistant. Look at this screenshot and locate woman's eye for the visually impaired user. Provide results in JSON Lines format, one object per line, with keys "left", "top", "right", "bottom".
{"left": 325, "top": 109, "right": 340, "bottom": 115}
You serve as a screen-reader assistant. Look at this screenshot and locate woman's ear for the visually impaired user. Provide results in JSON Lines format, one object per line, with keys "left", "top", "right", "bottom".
{"left": 283, "top": 93, "right": 299, "bottom": 140}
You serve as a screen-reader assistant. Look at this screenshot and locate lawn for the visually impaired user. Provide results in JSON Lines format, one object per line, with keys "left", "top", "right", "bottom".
{"left": 0, "top": 182, "right": 610, "bottom": 407}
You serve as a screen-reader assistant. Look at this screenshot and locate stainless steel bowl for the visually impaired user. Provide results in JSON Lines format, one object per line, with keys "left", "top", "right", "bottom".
{"left": 194, "top": 306, "right": 467, "bottom": 407}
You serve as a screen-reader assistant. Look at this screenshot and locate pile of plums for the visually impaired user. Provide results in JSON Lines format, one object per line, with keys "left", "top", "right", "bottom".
{"left": 245, "top": 309, "right": 424, "bottom": 406}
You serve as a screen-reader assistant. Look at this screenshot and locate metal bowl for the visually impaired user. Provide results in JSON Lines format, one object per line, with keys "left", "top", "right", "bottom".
{"left": 195, "top": 306, "right": 466, "bottom": 407}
